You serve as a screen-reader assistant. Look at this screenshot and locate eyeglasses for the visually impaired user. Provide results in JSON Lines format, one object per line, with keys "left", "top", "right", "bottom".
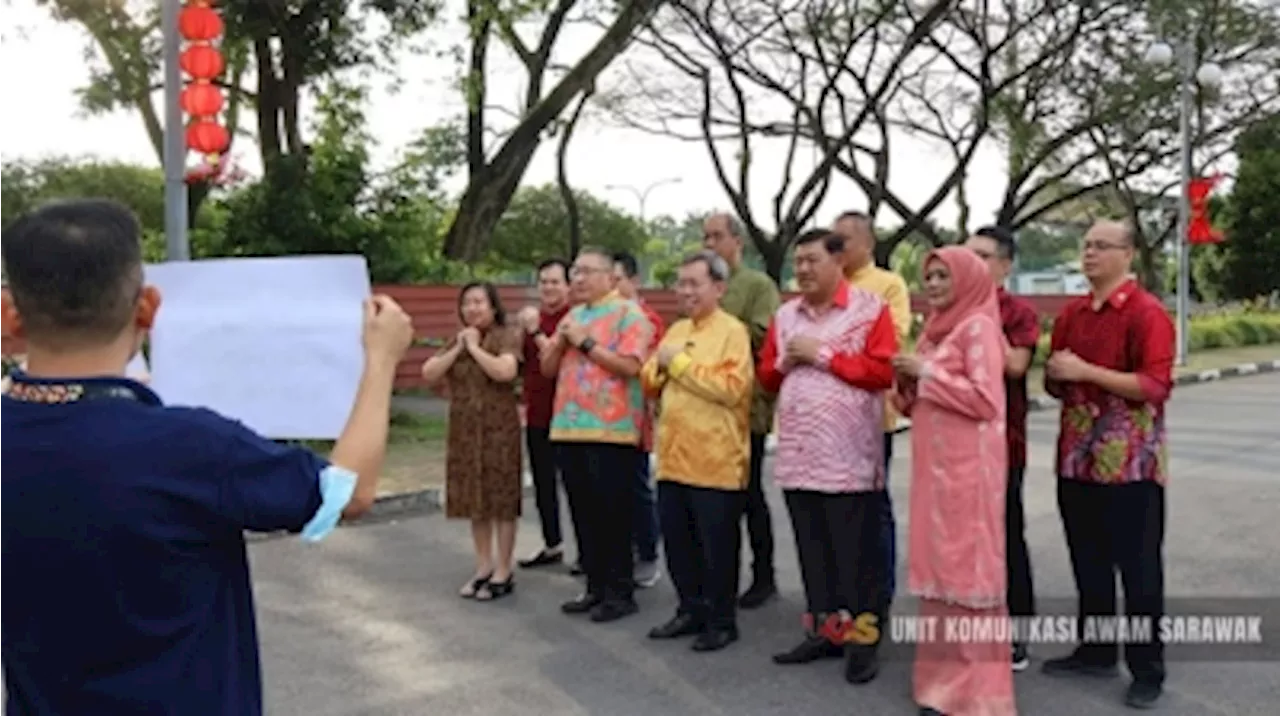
{"left": 1081, "top": 240, "right": 1131, "bottom": 253}
{"left": 569, "top": 265, "right": 609, "bottom": 278}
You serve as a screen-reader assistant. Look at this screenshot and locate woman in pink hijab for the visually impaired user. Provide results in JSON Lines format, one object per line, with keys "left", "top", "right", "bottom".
{"left": 891, "top": 246, "right": 1014, "bottom": 716}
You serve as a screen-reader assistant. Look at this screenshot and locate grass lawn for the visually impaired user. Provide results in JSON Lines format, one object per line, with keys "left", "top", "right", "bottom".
{"left": 299, "top": 411, "right": 449, "bottom": 495}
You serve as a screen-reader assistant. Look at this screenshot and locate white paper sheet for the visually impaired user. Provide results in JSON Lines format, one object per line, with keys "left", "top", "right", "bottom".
{"left": 146, "top": 256, "right": 370, "bottom": 439}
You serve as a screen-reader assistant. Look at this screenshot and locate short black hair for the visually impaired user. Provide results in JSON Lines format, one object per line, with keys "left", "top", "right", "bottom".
{"left": 1, "top": 199, "right": 144, "bottom": 347}
{"left": 458, "top": 281, "right": 506, "bottom": 327}
{"left": 974, "top": 225, "right": 1017, "bottom": 261}
{"left": 794, "top": 228, "right": 845, "bottom": 255}
{"left": 612, "top": 251, "right": 640, "bottom": 279}
{"left": 836, "top": 210, "right": 878, "bottom": 242}
{"left": 536, "top": 257, "right": 569, "bottom": 282}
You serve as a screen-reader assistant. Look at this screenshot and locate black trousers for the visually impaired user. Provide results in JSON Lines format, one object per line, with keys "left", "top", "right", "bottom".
{"left": 526, "top": 427, "right": 563, "bottom": 548}
{"left": 879, "top": 433, "right": 897, "bottom": 603}
{"left": 784, "top": 489, "right": 886, "bottom": 646}
{"left": 1006, "top": 466, "right": 1036, "bottom": 630}
{"left": 741, "top": 432, "right": 775, "bottom": 582}
{"left": 1057, "top": 479, "right": 1166, "bottom": 685}
{"left": 558, "top": 442, "right": 638, "bottom": 602}
{"left": 659, "top": 482, "right": 745, "bottom": 630}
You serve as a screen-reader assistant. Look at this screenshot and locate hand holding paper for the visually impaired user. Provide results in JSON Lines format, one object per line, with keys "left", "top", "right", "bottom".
{"left": 363, "top": 295, "right": 415, "bottom": 365}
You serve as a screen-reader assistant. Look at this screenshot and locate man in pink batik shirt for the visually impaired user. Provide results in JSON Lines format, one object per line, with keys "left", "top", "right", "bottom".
{"left": 757, "top": 229, "right": 898, "bottom": 687}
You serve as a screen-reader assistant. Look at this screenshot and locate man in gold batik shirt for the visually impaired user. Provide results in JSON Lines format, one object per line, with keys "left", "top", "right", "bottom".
{"left": 641, "top": 250, "right": 754, "bottom": 654}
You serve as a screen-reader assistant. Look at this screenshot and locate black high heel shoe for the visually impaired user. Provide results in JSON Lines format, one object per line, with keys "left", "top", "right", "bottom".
{"left": 476, "top": 576, "right": 515, "bottom": 601}
{"left": 459, "top": 573, "right": 492, "bottom": 599}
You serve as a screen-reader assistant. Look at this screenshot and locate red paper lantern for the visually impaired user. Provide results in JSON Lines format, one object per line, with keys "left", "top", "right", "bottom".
{"left": 180, "top": 45, "right": 224, "bottom": 80}
{"left": 178, "top": 5, "right": 223, "bottom": 42}
{"left": 181, "top": 82, "right": 224, "bottom": 117}
{"left": 186, "top": 120, "right": 229, "bottom": 154}
{"left": 1187, "top": 175, "right": 1224, "bottom": 245}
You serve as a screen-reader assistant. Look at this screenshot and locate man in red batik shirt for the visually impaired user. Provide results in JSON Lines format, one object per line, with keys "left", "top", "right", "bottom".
{"left": 1041, "top": 220, "right": 1175, "bottom": 710}
{"left": 966, "top": 226, "right": 1041, "bottom": 674}
{"left": 518, "top": 258, "right": 574, "bottom": 569}
{"left": 614, "top": 251, "right": 666, "bottom": 588}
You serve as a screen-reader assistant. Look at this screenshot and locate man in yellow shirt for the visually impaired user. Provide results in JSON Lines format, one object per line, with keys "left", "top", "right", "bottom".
{"left": 641, "top": 250, "right": 754, "bottom": 653}
{"left": 834, "top": 211, "right": 912, "bottom": 608}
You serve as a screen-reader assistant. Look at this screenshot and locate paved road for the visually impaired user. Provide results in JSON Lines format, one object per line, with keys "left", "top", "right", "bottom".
{"left": 255, "top": 374, "right": 1280, "bottom": 715}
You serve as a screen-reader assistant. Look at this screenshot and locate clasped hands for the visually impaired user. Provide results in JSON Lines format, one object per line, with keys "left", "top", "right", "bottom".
{"left": 1045, "top": 348, "right": 1090, "bottom": 382}
{"left": 456, "top": 326, "right": 482, "bottom": 351}
{"left": 781, "top": 336, "right": 822, "bottom": 368}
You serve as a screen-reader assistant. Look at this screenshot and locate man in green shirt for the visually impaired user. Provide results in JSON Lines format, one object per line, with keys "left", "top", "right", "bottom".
{"left": 703, "top": 212, "right": 782, "bottom": 608}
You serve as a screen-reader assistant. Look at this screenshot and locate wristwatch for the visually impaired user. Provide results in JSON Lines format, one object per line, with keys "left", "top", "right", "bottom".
{"left": 578, "top": 337, "right": 597, "bottom": 354}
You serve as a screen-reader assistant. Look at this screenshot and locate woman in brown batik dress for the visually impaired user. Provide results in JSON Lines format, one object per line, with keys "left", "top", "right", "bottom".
{"left": 421, "top": 282, "right": 523, "bottom": 601}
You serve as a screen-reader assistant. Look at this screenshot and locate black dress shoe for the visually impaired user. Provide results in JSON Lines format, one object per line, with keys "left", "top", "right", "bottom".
{"left": 518, "top": 548, "right": 564, "bottom": 569}
{"left": 590, "top": 599, "right": 639, "bottom": 623}
{"left": 772, "top": 636, "right": 841, "bottom": 664}
{"left": 844, "top": 649, "right": 880, "bottom": 684}
{"left": 1041, "top": 651, "right": 1120, "bottom": 678}
{"left": 738, "top": 579, "right": 777, "bottom": 609}
{"left": 692, "top": 627, "right": 739, "bottom": 652}
{"left": 649, "top": 613, "right": 703, "bottom": 639}
{"left": 561, "top": 593, "right": 602, "bottom": 614}
{"left": 1124, "top": 681, "right": 1163, "bottom": 709}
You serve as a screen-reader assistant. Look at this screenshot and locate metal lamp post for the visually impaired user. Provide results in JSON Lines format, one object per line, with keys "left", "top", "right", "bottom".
{"left": 1143, "top": 39, "right": 1223, "bottom": 366}
{"left": 605, "top": 177, "right": 683, "bottom": 224}
{"left": 162, "top": 0, "right": 190, "bottom": 261}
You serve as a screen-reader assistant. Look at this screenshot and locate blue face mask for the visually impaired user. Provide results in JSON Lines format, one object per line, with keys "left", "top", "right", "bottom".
{"left": 300, "top": 465, "right": 358, "bottom": 542}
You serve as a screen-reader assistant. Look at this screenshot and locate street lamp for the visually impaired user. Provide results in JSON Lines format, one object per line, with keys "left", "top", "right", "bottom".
{"left": 162, "top": 0, "right": 189, "bottom": 260}
{"left": 605, "top": 177, "right": 683, "bottom": 223}
{"left": 1143, "top": 38, "right": 1223, "bottom": 367}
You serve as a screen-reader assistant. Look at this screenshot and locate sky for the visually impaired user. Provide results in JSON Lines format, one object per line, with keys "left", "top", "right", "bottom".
{"left": 0, "top": 1, "right": 1012, "bottom": 233}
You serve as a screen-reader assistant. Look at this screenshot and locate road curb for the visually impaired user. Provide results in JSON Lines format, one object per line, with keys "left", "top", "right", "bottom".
{"left": 367, "top": 357, "right": 1280, "bottom": 521}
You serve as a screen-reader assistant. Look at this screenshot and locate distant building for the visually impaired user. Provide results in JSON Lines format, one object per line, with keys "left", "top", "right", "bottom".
{"left": 1010, "top": 262, "right": 1089, "bottom": 295}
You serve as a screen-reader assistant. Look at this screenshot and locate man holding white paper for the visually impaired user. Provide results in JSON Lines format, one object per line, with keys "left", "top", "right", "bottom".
{"left": 1, "top": 199, "right": 414, "bottom": 716}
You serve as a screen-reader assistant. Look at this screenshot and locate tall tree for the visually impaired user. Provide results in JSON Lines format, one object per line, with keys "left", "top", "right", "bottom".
{"left": 1221, "top": 112, "right": 1280, "bottom": 300}
{"left": 484, "top": 184, "right": 650, "bottom": 274}
{"left": 440, "top": 0, "right": 666, "bottom": 261}
{"left": 606, "top": 0, "right": 952, "bottom": 280}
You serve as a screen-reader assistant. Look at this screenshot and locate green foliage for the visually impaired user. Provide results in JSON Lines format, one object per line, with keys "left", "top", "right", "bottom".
{"left": 1025, "top": 308, "right": 1280, "bottom": 364}
{"left": 0, "top": 156, "right": 226, "bottom": 263}
{"left": 1221, "top": 113, "right": 1280, "bottom": 301}
{"left": 485, "top": 185, "right": 650, "bottom": 275}
{"left": 208, "top": 85, "right": 465, "bottom": 284}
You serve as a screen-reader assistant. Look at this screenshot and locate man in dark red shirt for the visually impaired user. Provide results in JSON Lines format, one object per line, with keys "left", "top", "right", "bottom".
{"left": 1042, "top": 220, "right": 1175, "bottom": 710}
{"left": 518, "top": 258, "right": 573, "bottom": 569}
{"left": 613, "top": 251, "right": 666, "bottom": 588}
{"left": 966, "top": 226, "right": 1041, "bottom": 673}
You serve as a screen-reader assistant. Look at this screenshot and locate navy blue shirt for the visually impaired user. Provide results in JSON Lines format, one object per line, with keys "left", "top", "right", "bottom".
{"left": 2, "top": 375, "right": 327, "bottom": 715}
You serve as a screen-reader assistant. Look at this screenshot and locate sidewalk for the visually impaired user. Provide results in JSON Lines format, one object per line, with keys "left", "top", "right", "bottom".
{"left": 371, "top": 347, "right": 1280, "bottom": 516}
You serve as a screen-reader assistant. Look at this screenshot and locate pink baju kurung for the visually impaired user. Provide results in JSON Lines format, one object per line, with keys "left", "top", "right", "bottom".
{"left": 895, "top": 247, "right": 1015, "bottom": 716}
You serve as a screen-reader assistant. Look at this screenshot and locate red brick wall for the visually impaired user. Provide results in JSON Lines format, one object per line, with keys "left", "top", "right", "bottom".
{"left": 2, "top": 285, "right": 1078, "bottom": 390}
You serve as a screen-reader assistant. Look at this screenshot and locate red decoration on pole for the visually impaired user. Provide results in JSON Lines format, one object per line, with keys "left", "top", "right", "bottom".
{"left": 180, "top": 45, "right": 225, "bottom": 80}
{"left": 181, "top": 83, "right": 224, "bottom": 116}
{"left": 186, "top": 120, "right": 230, "bottom": 154}
{"left": 178, "top": 5, "right": 223, "bottom": 41}
{"left": 179, "top": 1, "right": 228, "bottom": 169}
{"left": 1187, "top": 175, "right": 1224, "bottom": 245}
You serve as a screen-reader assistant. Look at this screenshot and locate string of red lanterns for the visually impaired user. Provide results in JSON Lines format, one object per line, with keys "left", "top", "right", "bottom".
{"left": 178, "top": 0, "right": 229, "bottom": 168}
{"left": 1188, "top": 175, "right": 1224, "bottom": 245}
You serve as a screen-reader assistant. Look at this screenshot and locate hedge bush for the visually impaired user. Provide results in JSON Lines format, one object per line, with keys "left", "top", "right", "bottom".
{"left": 1030, "top": 310, "right": 1280, "bottom": 365}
